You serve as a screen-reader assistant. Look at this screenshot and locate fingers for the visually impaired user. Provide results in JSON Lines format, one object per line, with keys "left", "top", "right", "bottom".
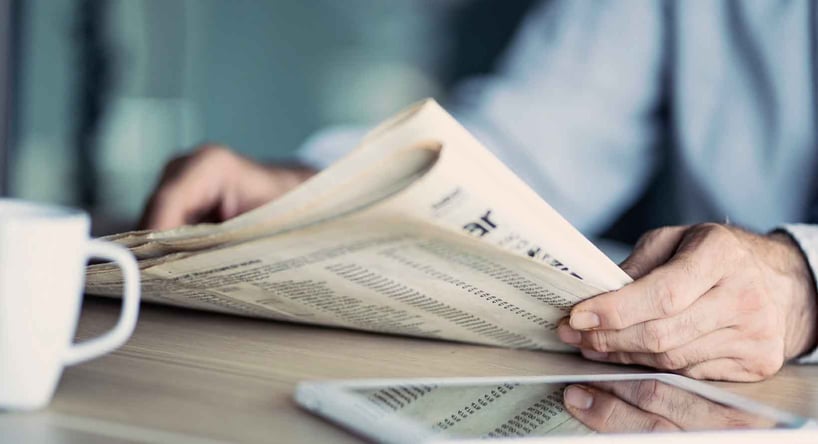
{"left": 581, "top": 327, "right": 740, "bottom": 370}
{"left": 139, "top": 145, "right": 318, "bottom": 231}
{"left": 565, "top": 380, "right": 775, "bottom": 433}
{"left": 559, "top": 223, "right": 796, "bottom": 381}
{"left": 563, "top": 384, "right": 680, "bottom": 433}
{"left": 570, "top": 224, "right": 738, "bottom": 331}
{"left": 590, "top": 380, "right": 712, "bottom": 430}
{"left": 683, "top": 356, "right": 783, "bottom": 382}
{"left": 560, "top": 286, "right": 739, "bottom": 353}
{"left": 139, "top": 146, "right": 235, "bottom": 230}
{"left": 588, "top": 380, "right": 776, "bottom": 430}
{"left": 619, "top": 226, "right": 687, "bottom": 279}
{"left": 140, "top": 179, "right": 220, "bottom": 231}
{"left": 138, "top": 155, "right": 187, "bottom": 230}
{"left": 577, "top": 327, "right": 785, "bottom": 381}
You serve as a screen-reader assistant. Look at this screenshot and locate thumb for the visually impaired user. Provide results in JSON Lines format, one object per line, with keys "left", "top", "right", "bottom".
{"left": 620, "top": 226, "right": 688, "bottom": 279}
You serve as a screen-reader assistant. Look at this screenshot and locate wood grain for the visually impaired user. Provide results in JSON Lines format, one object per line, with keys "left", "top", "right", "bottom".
{"left": 4, "top": 297, "right": 816, "bottom": 443}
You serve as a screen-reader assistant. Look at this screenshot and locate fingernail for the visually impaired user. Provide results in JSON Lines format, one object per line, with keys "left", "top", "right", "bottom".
{"left": 557, "top": 324, "right": 581, "bottom": 345}
{"left": 570, "top": 312, "right": 600, "bottom": 330}
{"left": 581, "top": 349, "right": 609, "bottom": 360}
{"left": 564, "top": 386, "right": 594, "bottom": 410}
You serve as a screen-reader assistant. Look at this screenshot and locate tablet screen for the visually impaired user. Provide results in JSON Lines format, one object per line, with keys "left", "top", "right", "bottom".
{"left": 342, "top": 378, "right": 801, "bottom": 440}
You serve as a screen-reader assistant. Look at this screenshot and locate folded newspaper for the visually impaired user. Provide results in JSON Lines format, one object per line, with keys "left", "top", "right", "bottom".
{"left": 86, "top": 99, "right": 632, "bottom": 351}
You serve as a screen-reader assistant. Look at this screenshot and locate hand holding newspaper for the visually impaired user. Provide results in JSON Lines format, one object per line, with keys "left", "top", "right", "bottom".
{"left": 86, "top": 99, "right": 631, "bottom": 351}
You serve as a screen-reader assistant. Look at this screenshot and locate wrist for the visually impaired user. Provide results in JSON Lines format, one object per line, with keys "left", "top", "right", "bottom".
{"left": 768, "top": 232, "right": 818, "bottom": 359}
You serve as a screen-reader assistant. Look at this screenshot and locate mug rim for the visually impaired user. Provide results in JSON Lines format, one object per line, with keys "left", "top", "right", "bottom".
{"left": 0, "top": 198, "right": 88, "bottom": 221}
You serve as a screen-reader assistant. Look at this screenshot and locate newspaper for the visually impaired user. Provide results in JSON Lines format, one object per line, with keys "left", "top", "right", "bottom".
{"left": 86, "top": 99, "right": 632, "bottom": 351}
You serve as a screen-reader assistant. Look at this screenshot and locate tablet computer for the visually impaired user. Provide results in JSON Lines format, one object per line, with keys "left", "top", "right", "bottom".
{"left": 295, "top": 373, "right": 815, "bottom": 443}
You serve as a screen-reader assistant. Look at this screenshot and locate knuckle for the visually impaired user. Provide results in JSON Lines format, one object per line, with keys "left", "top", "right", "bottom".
{"left": 655, "top": 351, "right": 687, "bottom": 370}
{"left": 705, "top": 224, "right": 746, "bottom": 259}
{"left": 194, "top": 143, "right": 231, "bottom": 158}
{"left": 158, "top": 144, "right": 236, "bottom": 181}
{"left": 634, "top": 380, "right": 664, "bottom": 409}
{"left": 192, "top": 144, "right": 240, "bottom": 167}
{"left": 635, "top": 226, "right": 681, "bottom": 250}
{"left": 601, "top": 402, "right": 623, "bottom": 431}
{"left": 608, "top": 301, "right": 628, "bottom": 330}
{"left": 654, "top": 225, "right": 683, "bottom": 239}
{"left": 611, "top": 352, "right": 632, "bottom": 364}
{"left": 740, "top": 373, "right": 766, "bottom": 382}
{"left": 167, "top": 144, "right": 243, "bottom": 180}
{"left": 698, "top": 222, "right": 729, "bottom": 238}
{"left": 648, "top": 418, "right": 676, "bottom": 432}
{"left": 640, "top": 322, "right": 668, "bottom": 353}
{"left": 733, "top": 344, "right": 783, "bottom": 381}
{"left": 636, "top": 228, "right": 663, "bottom": 247}
{"left": 585, "top": 331, "right": 610, "bottom": 352}
{"left": 754, "top": 349, "right": 784, "bottom": 379}
{"left": 737, "top": 367, "right": 767, "bottom": 382}
{"left": 696, "top": 223, "right": 738, "bottom": 251}
{"left": 679, "top": 366, "right": 703, "bottom": 380}
{"left": 652, "top": 275, "right": 681, "bottom": 317}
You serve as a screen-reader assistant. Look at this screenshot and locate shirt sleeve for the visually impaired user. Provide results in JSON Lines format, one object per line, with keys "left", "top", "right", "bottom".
{"left": 779, "top": 224, "right": 818, "bottom": 364}
{"left": 297, "top": 0, "right": 668, "bottom": 237}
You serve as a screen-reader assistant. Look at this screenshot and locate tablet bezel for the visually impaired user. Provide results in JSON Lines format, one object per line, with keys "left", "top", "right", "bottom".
{"left": 294, "top": 373, "right": 815, "bottom": 443}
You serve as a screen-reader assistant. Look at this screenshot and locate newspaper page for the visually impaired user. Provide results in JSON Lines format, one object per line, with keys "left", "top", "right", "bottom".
{"left": 86, "top": 99, "right": 630, "bottom": 350}
{"left": 87, "top": 211, "right": 600, "bottom": 351}
{"left": 94, "top": 100, "right": 631, "bottom": 291}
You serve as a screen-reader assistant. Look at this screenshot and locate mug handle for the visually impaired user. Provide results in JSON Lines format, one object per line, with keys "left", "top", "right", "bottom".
{"left": 63, "top": 239, "right": 141, "bottom": 366}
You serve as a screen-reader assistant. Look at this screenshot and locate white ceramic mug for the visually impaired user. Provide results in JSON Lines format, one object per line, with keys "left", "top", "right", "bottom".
{"left": 0, "top": 199, "right": 140, "bottom": 410}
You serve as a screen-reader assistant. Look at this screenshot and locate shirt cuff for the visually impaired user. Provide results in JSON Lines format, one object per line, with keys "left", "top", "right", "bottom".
{"left": 779, "top": 224, "right": 818, "bottom": 364}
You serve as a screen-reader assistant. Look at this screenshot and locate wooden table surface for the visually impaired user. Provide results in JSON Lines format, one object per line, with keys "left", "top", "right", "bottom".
{"left": 2, "top": 297, "right": 817, "bottom": 443}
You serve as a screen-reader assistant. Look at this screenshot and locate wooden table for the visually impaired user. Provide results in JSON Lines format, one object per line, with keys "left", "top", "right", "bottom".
{"left": 2, "top": 298, "right": 817, "bottom": 443}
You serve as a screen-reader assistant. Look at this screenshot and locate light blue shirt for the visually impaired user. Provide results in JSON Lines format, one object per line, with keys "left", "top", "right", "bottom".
{"left": 298, "top": 0, "right": 818, "bottom": 362}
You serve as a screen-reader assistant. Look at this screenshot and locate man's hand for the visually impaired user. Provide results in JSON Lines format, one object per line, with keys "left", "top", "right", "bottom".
{"left": 139, "top": 144, "right": 316, "bottom": 230}
{"left": 557, "top": 223, "right": 818, "bottom": 381}
{"left": 562, "top": 380, "right": 775, "bottom": 432}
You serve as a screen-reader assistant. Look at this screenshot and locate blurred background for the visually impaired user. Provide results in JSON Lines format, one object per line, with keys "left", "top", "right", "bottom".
{"left": 0, "top": 0, "right": 538, "bottom": 235}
